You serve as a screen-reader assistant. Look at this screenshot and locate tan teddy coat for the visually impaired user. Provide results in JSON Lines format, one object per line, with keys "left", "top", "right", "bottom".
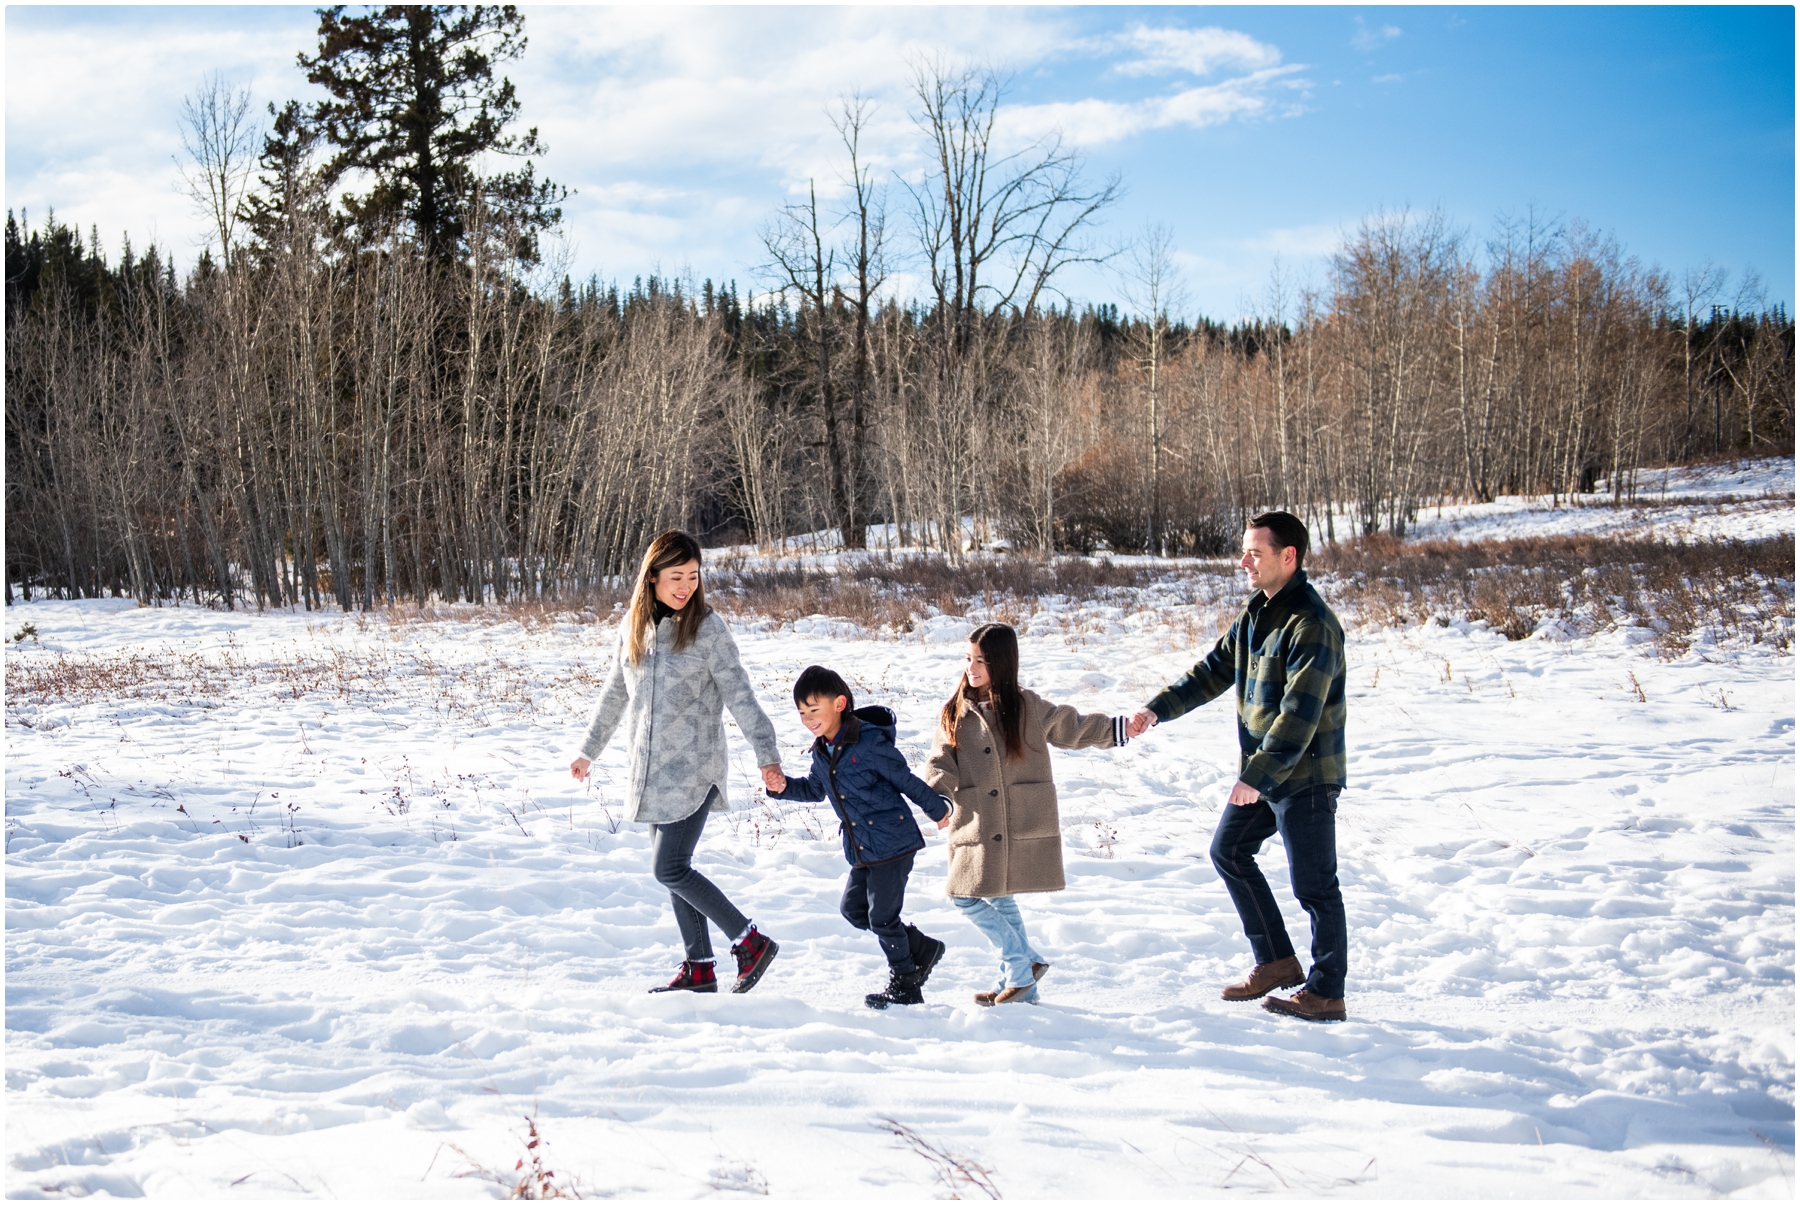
{"left": 924, "top": 688, "right": 1125, "bottom": 898}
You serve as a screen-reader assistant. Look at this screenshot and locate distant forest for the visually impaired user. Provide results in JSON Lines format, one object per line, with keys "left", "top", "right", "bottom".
{"left": 7, "top": 6, "right": 1793, "bottom": 608}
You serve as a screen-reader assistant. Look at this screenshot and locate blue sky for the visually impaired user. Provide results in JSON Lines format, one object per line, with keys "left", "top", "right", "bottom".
{"left": 6, "top": 5, "right": 1793, "bottom": 320}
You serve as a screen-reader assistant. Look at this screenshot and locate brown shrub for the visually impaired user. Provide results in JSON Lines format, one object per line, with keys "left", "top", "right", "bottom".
{"left": 1313, "top": 533, "right": 1794, "bottom": 651}
{"left": 705, "top": 554, "right": 1177, "bottom": 634}
{"left": 381, "top": 536, "right": 1790, "bottom": 656}
{"left": 14, "top": 536, "right": 1783, "bottom": 719}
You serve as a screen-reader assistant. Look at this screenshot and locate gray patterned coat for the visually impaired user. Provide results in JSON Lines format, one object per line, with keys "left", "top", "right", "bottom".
{"left": 578, "top": 610, "right": 781, "bottom": 824}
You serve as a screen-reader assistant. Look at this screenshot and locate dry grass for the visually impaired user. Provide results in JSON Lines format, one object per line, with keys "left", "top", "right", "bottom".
{"left": 438, "top": 1116, "right": 580, "bottom": 1200}
{"left": 699, "top": 538, "right": 1794, "bottom": 657}
{"left": 876, "top": 1116, "right": 1001, "bottom": 1200}
{"left": 1313, "top": 533, "right": 1794, "bottom": 654}
{"left": 355, "top": 554, "right": 1225, "bottom": 646}
{"left": 706, "top": 554, "right": 1163, "bottom": 633}
{"left": 5, "top": 635, "right": 605, "bottom": 714}
{"left": 8, "top": 538, "right": 1788, "bottom": 717}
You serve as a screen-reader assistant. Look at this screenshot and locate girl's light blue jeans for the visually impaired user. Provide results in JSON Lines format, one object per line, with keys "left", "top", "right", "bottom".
{"left": 953, "top": 894, "right": 1044, "bottom": 994}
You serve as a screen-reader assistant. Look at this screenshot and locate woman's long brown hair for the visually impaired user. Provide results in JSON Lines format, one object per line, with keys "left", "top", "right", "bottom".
{"left": 939, "top": 622, "right": 1026, "bottom": 759}
{"left": 624, "top": 530, "right": 709, "bottom": 665}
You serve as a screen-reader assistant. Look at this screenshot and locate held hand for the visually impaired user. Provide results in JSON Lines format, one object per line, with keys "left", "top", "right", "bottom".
{"left": 570, "top": 757, "right": 592, "bottom": 782}
{"left": 760, "top": 763, "right": 786, "bottom": 793}
{"left": 936, "top": 815, "right": 951, "bottom": 830}
{"left": 1127, "top": 709, "right": 1159, "bottom": 738}
{"left": 1227, "top": 780, "right": 1261, "bottom": 808}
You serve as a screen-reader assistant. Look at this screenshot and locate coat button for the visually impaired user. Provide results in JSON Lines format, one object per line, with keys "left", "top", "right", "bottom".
{"left": 992, "top": 833, "right": 1002, "bottom": 842}
{"left": 984, "top": 747, "right": 991, "bottom": 754}
{"left": 989, "top": 789, "right": 998, "bottom": 797}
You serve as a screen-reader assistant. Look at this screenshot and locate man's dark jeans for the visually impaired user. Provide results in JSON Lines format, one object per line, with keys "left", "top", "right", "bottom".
{"left": 840, "top": 851, "right": 917, "bottom": 974}
{"left": 649, "top": 788, "right": 750, "bottom": 962}
{"left": 1209, "top": 785, "right": 1346, "bottom": 998}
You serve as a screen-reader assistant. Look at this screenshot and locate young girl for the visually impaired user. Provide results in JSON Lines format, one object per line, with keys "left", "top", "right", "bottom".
{"left": 925, "top": 622, "right": 1130, "bottom": 1005}
{"left": 571, "top": 530, "right": 787, "bottom": 995}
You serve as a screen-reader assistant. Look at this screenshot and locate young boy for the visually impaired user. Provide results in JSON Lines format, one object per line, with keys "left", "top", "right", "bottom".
{"left": 768, "top": 665, "right": 952, "bottom": 1009}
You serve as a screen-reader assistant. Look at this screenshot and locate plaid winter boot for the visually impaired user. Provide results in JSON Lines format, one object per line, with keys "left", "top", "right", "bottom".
{"left": 649, "top": 960, "right": 718, "bottom": 994}
{"left": 729, "top": 926, "right": 779, "bottom": 994}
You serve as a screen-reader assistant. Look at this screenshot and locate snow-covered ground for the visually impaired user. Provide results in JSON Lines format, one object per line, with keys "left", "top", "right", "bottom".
{"left": 6, "top": 568, "right": 1793, "bottom": 1197}
{"left": 712, "top": 456, "right": 1794, "bottom": 564}
{"left": 1406, "top": 457, "right": 1794, "bottom": 546}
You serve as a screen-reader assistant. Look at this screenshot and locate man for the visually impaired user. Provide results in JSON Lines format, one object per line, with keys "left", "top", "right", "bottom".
{"left": 1127, "top": 511, "right": 1348, "bottom": 1021}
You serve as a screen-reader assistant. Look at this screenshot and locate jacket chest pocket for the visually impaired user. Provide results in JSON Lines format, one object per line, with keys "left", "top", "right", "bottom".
{"left": 1249, "top": 646, "right": 1286, "bottom": 699}
{"left": 657, "top": 649, "right": 704, "bottom": 689}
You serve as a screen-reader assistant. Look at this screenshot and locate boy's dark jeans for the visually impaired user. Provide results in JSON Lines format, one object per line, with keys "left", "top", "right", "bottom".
{"left": 1209, "top": 785, "right": 1346, "bottom": 998}
{"left": 841, "top": 851, "right": 917, "bottom": 974}
{"left": 649, "top": 789, "right": 750, "bottom": 962}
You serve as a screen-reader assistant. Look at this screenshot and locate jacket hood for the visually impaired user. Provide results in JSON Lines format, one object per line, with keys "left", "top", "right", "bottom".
{"left": 852, "top": 704, "right": 897, "bottom": 742}
{"left": 817, "top": 704, "right": 899, "bottom": 754}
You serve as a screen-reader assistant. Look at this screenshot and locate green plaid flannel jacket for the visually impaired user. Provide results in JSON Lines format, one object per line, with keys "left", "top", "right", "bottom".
{"left": 1145, "top": 569, "right": 1346, "bottom": 800}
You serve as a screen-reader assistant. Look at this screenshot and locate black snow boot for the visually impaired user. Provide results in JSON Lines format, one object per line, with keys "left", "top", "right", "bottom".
{"left": 906, "top": 924, "right": 947, "bottom": 986}
{"left": 865, "top": 968, "right": 927, "bottom": 1010}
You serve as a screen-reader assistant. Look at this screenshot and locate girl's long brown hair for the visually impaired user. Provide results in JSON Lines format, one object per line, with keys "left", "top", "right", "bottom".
{"left": 625, "top": 530, "right": 709, "bottom": 665}
{"left": 939, "top": 622, "right": 1026, "bottom": 759}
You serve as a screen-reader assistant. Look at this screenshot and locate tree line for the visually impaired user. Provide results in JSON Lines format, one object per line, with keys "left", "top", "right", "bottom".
{"left": 6, "top": 7, "right": 1792, "bottom": 607}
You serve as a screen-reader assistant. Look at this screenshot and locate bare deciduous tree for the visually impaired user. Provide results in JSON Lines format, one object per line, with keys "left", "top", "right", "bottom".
{"left": 178, "top": 75, "right": 259, "bottom": 269}
{"left": 908, "top": 59, "right": 1120, "bottom": 354}
{"left": 1120, "top": 223, "right": 1189, "bottom": 553}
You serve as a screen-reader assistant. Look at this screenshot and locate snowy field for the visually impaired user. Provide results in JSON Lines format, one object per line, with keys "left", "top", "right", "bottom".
{"left": 1405, "top": 457, "right": 1794, "bottom": 546}
{"left": 727, "top": 457, "right": 1794, "bottom": 565}
{"left": 5, "top": 471, "right": 1795, "bottom": 1199}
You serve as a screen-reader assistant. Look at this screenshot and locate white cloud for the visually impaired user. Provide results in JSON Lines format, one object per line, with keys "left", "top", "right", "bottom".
{"left": 1109, "top": 25, "right": 1282, "bottom": 77}
{"left": 998, "top": 21, "right": 1303, "bottom": 148}
{"left": 515, "top": 7, "right": 1055, "bottom": 282}
{"left": 6, "top": 10, "right": 314, "bottom": 258}
{"left": 6, "top": 7, "right": 1310, "bottom": 304}
{"left": 1241, "top": 223, "right": 1346, "bottom": 259}
{"left": 1004, "top": 67, "right": 1305, "bottom": 148}
{"left": 1351, "top": 18, "right": 1403, "bottom": 52}
{"left": 523, "top": 7, "right": 1065, "bottom": 175}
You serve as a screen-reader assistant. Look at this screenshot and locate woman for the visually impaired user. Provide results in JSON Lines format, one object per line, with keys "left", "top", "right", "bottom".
{"left": 925, "top": 622, "right": 1130, "bottom": 1005}
{"left": 571, "top": 530, "right": 787, "bottom": 994}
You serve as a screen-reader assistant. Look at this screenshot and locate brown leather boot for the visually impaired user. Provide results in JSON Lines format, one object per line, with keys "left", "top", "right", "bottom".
{"left": 1262, "top": 989, "right": 1347, "bottom": 1022}
{"left": 1220, "top": 956, "right": 1305, "bottom": 1001}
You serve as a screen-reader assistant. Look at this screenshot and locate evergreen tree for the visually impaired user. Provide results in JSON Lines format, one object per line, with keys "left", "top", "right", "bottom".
{"left": 5, "top": 210, "right": 118, "bottom": 323}
{"left": 241, "top": 100, "right": 330, "bottom": 263}
{"left": 299, "top": 4, "right": 565, "bottom": 262}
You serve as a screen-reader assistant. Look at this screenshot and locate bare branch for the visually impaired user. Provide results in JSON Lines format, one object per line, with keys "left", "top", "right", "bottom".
{"left": 178, "top": 74, "right": 260, "bottom": 267}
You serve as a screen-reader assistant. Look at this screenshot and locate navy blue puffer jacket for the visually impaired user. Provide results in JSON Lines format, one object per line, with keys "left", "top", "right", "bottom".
{"left": 771, "top": 706, "right": 950, "bottom": 867}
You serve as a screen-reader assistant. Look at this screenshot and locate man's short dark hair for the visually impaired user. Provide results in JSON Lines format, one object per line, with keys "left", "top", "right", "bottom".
{"left": 793, "top": 665, "right": 854, "bottom": 710}
{"left": 1248, "top": 511, "right": 1309, "bottom": 570}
